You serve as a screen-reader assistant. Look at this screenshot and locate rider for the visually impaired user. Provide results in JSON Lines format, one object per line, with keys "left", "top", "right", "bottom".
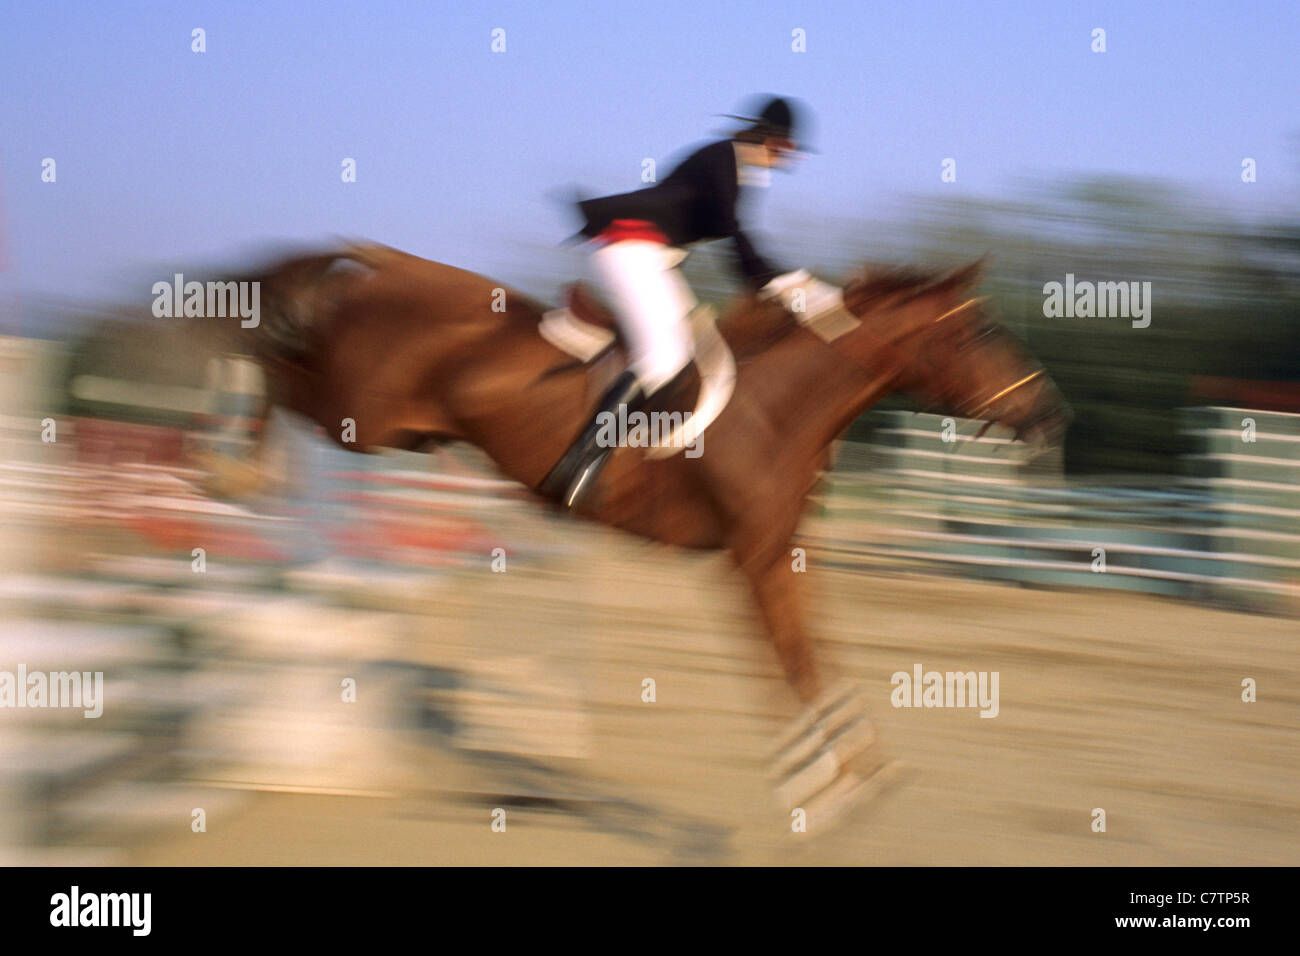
{"left": 540, "top": 94, "right": 837, "bottom": 507}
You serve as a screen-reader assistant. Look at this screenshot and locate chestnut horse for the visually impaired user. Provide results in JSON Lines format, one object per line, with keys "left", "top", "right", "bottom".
{"left": 215, "top": 243, "right": 1068, "bottom": 810}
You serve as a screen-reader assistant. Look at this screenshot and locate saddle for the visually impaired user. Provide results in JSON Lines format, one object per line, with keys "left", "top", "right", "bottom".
{"left": 539, "top": 284, "right": 737, "bottom": 459}
{"left": 566, "top": 283, "right": 619, "bottom": 335}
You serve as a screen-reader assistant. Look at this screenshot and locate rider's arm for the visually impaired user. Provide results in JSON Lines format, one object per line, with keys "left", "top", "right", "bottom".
{"left": 732, "top": 228, "right": 780, "bottom": 291}
{"left": 700, "top": 142, "right": 782, "bottom": 291}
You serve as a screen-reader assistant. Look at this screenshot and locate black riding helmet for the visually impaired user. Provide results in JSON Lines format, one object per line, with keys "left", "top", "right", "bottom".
{"left": 723, "top": 94, "right": 815, "bottom": 152}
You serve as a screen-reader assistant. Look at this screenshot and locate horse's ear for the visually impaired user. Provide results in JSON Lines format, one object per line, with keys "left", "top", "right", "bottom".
{"left": 939, "top": 256, "right": 989, "bottom": 294}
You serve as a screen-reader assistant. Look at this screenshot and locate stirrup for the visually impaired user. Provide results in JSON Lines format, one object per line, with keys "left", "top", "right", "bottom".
{"left": 560, "top": 450, "right": 611, "bottom": 509}
{"left": 538, "top": 370, "right": 644, "bottom": 509}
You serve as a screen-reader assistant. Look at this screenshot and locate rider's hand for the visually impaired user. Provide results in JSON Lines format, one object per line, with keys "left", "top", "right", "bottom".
{"left": 760, "top": 270, "right": 810, "bottom": 301}
{"left": 762, "top": 271, "right": 843, "bottom": 317}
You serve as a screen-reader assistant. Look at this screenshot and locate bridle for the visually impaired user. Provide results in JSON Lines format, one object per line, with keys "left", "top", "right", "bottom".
{"left": 966, "top": 369, "right": 1047, "bottom": 421}
{"left": 919, "top": 295, "right": 1050, "bottom": 438}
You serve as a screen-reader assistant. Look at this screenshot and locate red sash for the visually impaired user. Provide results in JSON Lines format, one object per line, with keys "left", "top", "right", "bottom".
{"left": 593, "top": 219, "right": 670, "bottom": 246}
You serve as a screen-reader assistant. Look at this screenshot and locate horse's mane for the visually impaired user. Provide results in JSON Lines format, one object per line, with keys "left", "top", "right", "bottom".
{"left": 720, "top": 260, "right": 983, "bottom": 358}
{"left": 843, "top": 263, "right": 959, "bottom": 308}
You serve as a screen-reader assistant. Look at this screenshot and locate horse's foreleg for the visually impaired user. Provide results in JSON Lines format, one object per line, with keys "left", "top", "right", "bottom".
{"left": 739, "top": 549, "right": 823, "bottom": 704}
{"left": 734, "top": 522, "right": 898, "bottom": 820}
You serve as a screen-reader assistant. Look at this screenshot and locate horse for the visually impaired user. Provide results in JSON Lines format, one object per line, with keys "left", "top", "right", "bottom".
{"left": 204, "top": 242, "right": 1069, "bottom": 814}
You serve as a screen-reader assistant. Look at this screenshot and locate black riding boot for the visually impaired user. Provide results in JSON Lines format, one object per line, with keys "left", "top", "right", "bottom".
{"left": 538, "top": 370, "right": 646, "bottom": 509}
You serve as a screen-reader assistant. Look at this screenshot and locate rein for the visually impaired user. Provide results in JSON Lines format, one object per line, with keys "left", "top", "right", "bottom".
{"left": 903, "top": 295, "right": 1046, "bottom": 446}
{"left": 931, "top": 295, "right": 990, "bottom": 325}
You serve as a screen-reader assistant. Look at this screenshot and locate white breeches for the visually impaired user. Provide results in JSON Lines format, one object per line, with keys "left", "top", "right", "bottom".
{"left": 589, "top": 240, "right": 696, "bottom": 394}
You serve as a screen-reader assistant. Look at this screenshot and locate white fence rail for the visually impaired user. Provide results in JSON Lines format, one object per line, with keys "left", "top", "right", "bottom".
{"left": 811, "top": 408, "right": 1299, "bottom": 614}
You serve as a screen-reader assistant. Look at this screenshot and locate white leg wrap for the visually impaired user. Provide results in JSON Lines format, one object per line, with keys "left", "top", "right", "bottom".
{"left": 771, "top": 682, "right": 891, "bottom": 817}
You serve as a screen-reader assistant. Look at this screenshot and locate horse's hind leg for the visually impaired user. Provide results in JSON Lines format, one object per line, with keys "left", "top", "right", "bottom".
{"left": 196, "top": 403, "right": 296, "bottom": 499}
{"left": 193, "top": 355, "right": 275, "bottom": 499}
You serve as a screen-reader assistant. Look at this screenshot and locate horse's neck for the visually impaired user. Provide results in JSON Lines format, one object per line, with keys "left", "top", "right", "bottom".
{"left": 737, "top": 316, "right": 904, "bottom": 451}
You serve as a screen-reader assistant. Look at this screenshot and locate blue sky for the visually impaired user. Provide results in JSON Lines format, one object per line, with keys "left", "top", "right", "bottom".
{"left": 2, "top": 0, "right": 1296, "bottom": 305}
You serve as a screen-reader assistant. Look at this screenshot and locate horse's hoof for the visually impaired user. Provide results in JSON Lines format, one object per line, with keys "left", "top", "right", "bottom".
{"left": 193, "top": 450, "right": 267, "bottom": 499}
{"left": 794, "top": 757, "right": 903, "bottom": 834}
{"left": 771, "top": 680, "right": 888, "bottom": 818}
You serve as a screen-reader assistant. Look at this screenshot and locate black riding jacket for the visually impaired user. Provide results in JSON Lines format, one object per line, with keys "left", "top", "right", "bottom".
{"left": 576, "top": 139, "right": 781, "bottom": 289}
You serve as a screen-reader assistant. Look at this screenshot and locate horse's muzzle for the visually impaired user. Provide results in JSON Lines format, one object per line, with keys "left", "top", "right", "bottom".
{"left": 1014, "top": 402, "right": 1072, "bottom": 455}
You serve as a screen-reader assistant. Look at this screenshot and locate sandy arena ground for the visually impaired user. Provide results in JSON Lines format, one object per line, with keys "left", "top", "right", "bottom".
{"left": 121, "top": 518, "right": 1299, "bottom": 866}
